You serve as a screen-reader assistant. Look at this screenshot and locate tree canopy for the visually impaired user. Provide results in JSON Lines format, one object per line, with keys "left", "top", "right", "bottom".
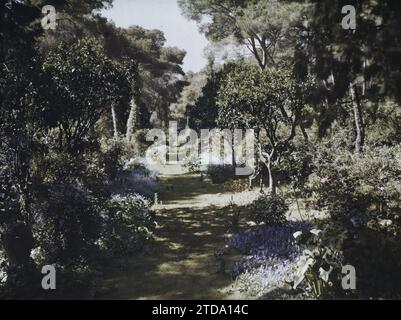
{"left": 179, "top": 0, "right": 305, "bottom": 69}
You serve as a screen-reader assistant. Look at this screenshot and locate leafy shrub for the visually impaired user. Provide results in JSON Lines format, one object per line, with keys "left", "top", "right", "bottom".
{"left": 98, "top": 138, "right": 125, "bottom": 180}
{"left": 301, "top": 143, "right": 401, "bottom": 299}
{"left": 365, "top": 100, "right": 401, "bottom": 146}
{"left": 279, "top": 137, "right": 315, "bottom": 194}
{"left": 32, "top": 183, "right": 102, "bottom": 265}
{"left": 32, "top": 150, "right": 87, "bottom": 185}
{"left": 0, "top": 248, "right": 6, "bottom": 285}
{"left": 100, "top": 194, "right": 155, "bottom": 255}
{"left": 207, "top": 165, "right": 234, "bottom": 184}
{"left": 0, "top": 163, "right": 24, "bottom": 230}
{"left": 308, "top": 145, "right": 401, "bottom": 224}
{"left": 124, "top": 160, "right": 151, "bottom": 175}
{"left": 293, "top": 220, "right": 401, "bottom": 299}
{"left": 249, "top": 193, "right": 289, "bottom": 226}
{"left": 31, "top": 136, "right": 124, "bottom": 190}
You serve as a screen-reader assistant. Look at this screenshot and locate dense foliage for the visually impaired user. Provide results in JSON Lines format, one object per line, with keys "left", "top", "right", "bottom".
{"left": 249, "top": 193, "right": 289, "bottom": 226}
{"left": 180, "top": 0, "right": 401, "bottom": 299}
{"left": 1, "top": 0, "right": 401, "bottom": 300}
{"left": 100, "top": 194, "right": 155, "bottom": 255}
{"left": 0, "top": 0, "right": 175, "bottom": 298}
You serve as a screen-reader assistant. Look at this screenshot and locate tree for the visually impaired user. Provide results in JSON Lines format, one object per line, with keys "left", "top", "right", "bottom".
{"left": 42, "top": 37, "right": 132, "bottom": 153}
{"left": 217, "top": 63, "right": 315, "bottom": 193}
{"left": 179, "top": 0, "right": 305, "bottom": 69}
{"left": 0, "top": 0, "right": 113, "bottom": 295}
{"left": 169, "top": 71, "right": 205, "bottom": 121}
{"left": 188, "top": 62, "right": 235, "bottom": 130}
{"left": 298, "top": 0, "right": 401, "bottom": 153}
{"left": 39, "top": 15, "right": 186, "bottom": 134}
{"left": 109, "top": 26, "right": 186, "bottom": 130}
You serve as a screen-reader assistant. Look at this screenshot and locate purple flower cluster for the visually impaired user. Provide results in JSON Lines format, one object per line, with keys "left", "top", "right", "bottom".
{"left": 228, "top": 222, "right": 308, "bottom": 277}
{"left": 234, "top": 259, "right": 297, "bottom": 296}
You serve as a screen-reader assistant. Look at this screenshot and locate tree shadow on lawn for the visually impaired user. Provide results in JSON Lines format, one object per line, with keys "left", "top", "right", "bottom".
{"left": 96, "top": 173, "right": 318, "bottom": 300}
{"left": 98, "top": 205, "right": 238, "bottom": 300}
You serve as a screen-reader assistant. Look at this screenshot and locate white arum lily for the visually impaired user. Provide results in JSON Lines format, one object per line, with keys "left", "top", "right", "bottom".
{"left": 293, "top": 231, "right": 303, "bottom": 239}
{"left": 319, "top": 266, "right": 333, "bottom": 283}
{"left": 310, "top": 229, "right": 322, "bottom": 236}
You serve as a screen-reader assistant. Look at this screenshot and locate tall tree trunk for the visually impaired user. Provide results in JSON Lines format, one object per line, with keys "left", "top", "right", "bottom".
{"left": 249, "top": 132, "right": 262, "bottom": 189}
{"left": 266, "top": 158, "right": 276, "bottom": 195}
{"left": 126, "top": 98, "right": 137, "bottom": 142}
{"left": 263, "top": 150, "right": 276, "bottom": 195}
{"left": 231, "top": 140, "right": 236, "bottom": 178}
{"left": 111, "top": 104, "right": 118, "bottom": 139}
{"left": 350, "top": 84, "right": 365, "bottom": 153}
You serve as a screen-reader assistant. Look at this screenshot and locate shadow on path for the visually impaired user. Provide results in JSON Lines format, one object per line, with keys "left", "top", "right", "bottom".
{"left": 99, "top": 172, "right": 242, "bottom": 300}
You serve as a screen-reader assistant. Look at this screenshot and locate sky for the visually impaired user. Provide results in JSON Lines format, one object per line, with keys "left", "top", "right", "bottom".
{"left": 101, "top": 0, "right": 209, "bottom": 73}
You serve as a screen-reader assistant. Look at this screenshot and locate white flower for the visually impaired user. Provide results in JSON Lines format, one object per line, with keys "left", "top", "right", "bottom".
{"left": 319, "top": 266, "right": 333, "bottom": 282}
{"left": 293, "top": 231, "right": 303, "bottom": 239}
{"left": 310, "top": 229, "right": 322, "bottom": 236}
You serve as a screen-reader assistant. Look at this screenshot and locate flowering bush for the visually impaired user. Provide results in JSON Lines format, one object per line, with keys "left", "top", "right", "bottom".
{"left": 227, "top": 223, "right": 308, "bottom": 297}
{"left": 228, "top": 223, "right": 307, "bottom": 276}
{"left": 231, "top": 260, "right": 299, "bottom": 298}
{"left": 123, "top": 158, "right": 153, "bottom": 176}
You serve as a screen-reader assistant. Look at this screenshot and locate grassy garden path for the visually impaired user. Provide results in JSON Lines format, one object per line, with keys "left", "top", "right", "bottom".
{"left": 99, "top": 165, "right": 251, "bottom": 300}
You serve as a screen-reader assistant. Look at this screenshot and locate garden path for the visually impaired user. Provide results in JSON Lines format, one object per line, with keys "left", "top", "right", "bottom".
{"left": 99, "top": 165, "right": 251, "bottom": 299}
